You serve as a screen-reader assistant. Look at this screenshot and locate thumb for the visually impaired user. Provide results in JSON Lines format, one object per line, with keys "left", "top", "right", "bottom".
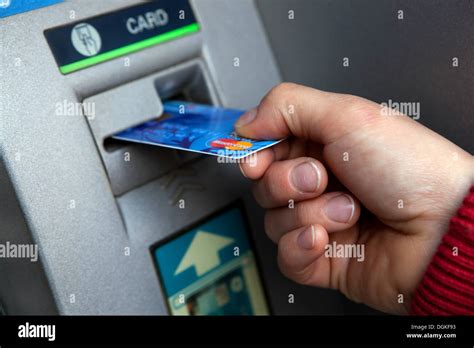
{"left": 235, "top": 83, "right": 382, "bottom": 145}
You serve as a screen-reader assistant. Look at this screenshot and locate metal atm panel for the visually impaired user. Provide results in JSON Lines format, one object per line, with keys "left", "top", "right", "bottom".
{"left": 0, "top": 0, "right": 347, "bottom": 315}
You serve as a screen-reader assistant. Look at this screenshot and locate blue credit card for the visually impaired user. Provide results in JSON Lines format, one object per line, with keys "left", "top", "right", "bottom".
{"left": 112, "top": 101, "right": 282, "bottom": 159}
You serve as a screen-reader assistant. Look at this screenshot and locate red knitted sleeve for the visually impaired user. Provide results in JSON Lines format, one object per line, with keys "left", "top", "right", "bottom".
{"left": 410, "top": 186, "right": 474, "bottom": 315}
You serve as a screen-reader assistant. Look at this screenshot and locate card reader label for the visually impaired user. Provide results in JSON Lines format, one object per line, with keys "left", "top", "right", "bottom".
{"left": 44, "top": 0, "right": 199, "bottom": 75}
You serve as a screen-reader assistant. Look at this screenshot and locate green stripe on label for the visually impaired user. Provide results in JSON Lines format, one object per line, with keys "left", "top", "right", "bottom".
{"left": 59, "top": 23, "right": 200, "bottom": 74}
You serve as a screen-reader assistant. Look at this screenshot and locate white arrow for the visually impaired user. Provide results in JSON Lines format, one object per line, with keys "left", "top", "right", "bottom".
{"left": 174, "top": 230, "right": 235, "bottom": 276}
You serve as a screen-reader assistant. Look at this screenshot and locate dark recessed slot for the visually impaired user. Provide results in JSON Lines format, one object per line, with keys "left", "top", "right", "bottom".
{"left": 154, "top": 62, "right": 214, "bottom": 105}
{"left": 103, "top": 137, "right": 130, "bottom": 152}
{"left": 103, "top": 62, "right": 215, "bottom": 153}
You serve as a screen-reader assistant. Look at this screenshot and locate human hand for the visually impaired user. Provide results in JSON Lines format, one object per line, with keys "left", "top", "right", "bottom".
{"left": 235, "top": 83, "right": 474, "bottom": 314}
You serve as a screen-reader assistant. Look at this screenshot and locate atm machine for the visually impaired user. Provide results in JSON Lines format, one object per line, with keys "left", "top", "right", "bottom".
{"left": 0, "top": 0, "right": 356, "bottom": 315}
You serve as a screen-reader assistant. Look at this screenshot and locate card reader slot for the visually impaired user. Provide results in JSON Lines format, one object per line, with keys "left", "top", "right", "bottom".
{"left": 84, "top": 59, "right": 220, "bottom": 196}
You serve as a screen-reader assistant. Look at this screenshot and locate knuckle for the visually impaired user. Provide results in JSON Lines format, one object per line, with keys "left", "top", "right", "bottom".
{"left": 251, "top": 183, "right": 263, "bottom": 206}
{"left": 295, "top": 201, "right": 311, "bottom": 225}
{"left": 252, "top": 181, "right": 269, "bottom": 208}
{"left": 277, "top": 247, "right": 313, "bottom": 285}
{"left": 340, "top": 95, "right": 380, "bottom": 123}
{"left": 295, "top": 269, "right": 315, "bottom": 286}
{"left": 263, "top": 211, "right": 276, "bottom": 242}
{"left": 266, "top": 82, "right": 299, "bottom": 102}
{"left": 261, "top": 83, "right": 298, "bottom": 118}
{"left": 277, "top": 256, "right": 293, "bottom": 281}
{"left": 260, "top": 171, "right": 280, "bottom": 207}
{"left": 277, "top": 242, "right": 293, "bottom": 275}
{"left": 259, "top": 83, "right": 301, "bottom": 136}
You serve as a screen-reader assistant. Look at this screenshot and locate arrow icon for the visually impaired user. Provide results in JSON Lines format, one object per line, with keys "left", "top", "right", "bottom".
{"left": 174, "top": 230, "right": 235, "bottom": 276}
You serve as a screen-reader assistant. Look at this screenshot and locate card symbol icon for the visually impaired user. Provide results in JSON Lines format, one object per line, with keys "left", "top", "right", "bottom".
{"left": 71, "top": 23, "right": 102, "bottom": 57}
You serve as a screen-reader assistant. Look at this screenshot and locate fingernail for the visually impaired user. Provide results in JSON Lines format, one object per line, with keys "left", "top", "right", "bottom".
{"left": 290, "top": 161, "right": 320, "bottom": 193}
{"left": 325, "top": 194, "right": 355, "bottom": 223}
{"left": 238, "top": 163, "right": 248, "bottom": 178}
{"left": 235, "top": 107, "right": 257, "bottom": 128}
{"left": 297, "top": 225, "right": 317, "bottom": 250}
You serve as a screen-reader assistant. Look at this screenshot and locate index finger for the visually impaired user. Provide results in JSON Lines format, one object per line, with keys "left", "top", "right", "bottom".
{"left": 239, "top": 137, "right": 308, "bottom": 180}
{"left": 235, "top": 83, "right": 382, "bottom": 145}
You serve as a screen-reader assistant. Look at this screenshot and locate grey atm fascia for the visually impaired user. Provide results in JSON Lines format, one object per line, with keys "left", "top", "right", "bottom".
{"left": 0, "top": 0, "right": 282, "bottom": 315}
